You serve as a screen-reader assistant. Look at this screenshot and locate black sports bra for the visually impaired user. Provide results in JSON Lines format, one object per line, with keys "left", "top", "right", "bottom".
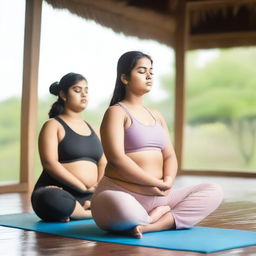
{"left": 55, "top": 117, "right": 103, "bottom": 164}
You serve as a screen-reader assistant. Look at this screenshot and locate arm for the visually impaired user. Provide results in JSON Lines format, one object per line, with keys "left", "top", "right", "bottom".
{"left": 90, "top": 124, "right": 107, "bottom": 183}
{"left": 97, "top": 155, "right": 106, "bottom": 181}
{"left": 156, "top": 110, "right": 178, "bottom": 188}
{"left": 88, "top": 155, "right": 106, "bottom": 192}
{"left": 100, "top": 106, "right": 168, "bottom": 189}
{"left": 38, "top": 119, "right": 87, "bottom": 193}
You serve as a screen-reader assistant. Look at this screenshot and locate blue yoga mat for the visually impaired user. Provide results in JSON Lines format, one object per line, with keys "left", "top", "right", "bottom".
{"left": 0, "top": 213, "right": 255, "bottom": 253}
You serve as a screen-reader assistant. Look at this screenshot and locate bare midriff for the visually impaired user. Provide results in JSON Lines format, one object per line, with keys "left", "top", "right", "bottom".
{"left": 105, "top": 150, "right": 164, "bottom": 194}
{"left": 62, "top": 161, "right": 98, "bottom": 188}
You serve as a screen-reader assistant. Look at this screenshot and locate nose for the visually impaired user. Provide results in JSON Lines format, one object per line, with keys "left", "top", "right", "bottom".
{"left": 81, "top": 89, "right": 88, "bottom": 97}
{"left": 146, "top": 72, "right": 152, "bottom": 79}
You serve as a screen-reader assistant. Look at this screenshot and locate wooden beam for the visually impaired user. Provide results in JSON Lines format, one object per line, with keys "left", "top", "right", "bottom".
{"left": 189, "top": 31, "right": 256, "bottom": 49}
{"left": 180, "top": 169, "right": 256, "bottom": 178}
{"left": 187, "top": 0, "right": 256, "bottom": 8}
{"left": 0, "top": 183, "right": 28, "bottom": 194}
{"left": 20, "top": 0, "right": 42, "bottom": 192}
{"left": 174, "top": 0, "right": 189, "bottom": 173}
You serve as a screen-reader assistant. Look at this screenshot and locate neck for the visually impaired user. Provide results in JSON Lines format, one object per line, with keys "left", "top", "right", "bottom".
{"left": 62, "top": 109, "right": 83, "bottom": 120}
{"left": 123, "top": 94, "right": 143, "bottom": 106}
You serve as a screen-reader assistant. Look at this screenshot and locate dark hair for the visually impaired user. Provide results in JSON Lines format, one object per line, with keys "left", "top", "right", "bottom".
{"left": 109, "top": 51, "right": 153, "bottom": 106}
{"left": 48, "top": 72, "right": 87, "bottom": 118}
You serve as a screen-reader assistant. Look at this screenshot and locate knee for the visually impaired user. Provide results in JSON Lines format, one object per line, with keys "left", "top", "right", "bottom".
{"left": 31, "top": 187, "right": 76, "bottom": 221}
{"left": 91, "top": 191, "right": 128, "bottom": 230}
{"left": 91, "top": 191, "right": 149, "bottom": 231}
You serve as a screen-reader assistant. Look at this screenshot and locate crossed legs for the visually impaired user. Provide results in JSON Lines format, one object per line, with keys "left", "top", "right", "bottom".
{"left": 132, "top": 183, "right": 223, "bottom": 238}
{"left": 91, "top": 183, "right": 223, "bottom": 238}
{"left": 31, "top": 186, "right": 92, "bottom": 222}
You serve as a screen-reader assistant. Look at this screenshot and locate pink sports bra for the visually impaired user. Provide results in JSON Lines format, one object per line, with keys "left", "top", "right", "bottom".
{"left": 117, "top": 102, "right": 167, "bottom": 153}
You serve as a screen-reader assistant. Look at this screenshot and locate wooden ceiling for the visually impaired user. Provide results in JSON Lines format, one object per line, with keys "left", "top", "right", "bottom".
{"left": 45, "top": 0, "right": 256, "bottom": 49}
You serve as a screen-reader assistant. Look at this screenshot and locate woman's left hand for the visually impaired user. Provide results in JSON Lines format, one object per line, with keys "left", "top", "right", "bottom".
{"left": 87, "top": 186, "right": 96, "bottom": 192}
{"left": 162, "top": 176, "right": 173, "bottom": 190}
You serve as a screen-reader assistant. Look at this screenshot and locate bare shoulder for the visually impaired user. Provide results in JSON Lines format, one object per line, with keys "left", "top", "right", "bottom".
{"left": 101, "top": 105, "right": 127, "bottom": 132}
{"left": 40, "top": 118, "right": 60, "bottom": 133}
{"left": 104, "top": 105, "right": 127, "bottom": 119}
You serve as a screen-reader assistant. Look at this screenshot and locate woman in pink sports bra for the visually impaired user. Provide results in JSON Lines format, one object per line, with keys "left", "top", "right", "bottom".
{"left": 91, "top": 51, "right": 223, "bottom": 238}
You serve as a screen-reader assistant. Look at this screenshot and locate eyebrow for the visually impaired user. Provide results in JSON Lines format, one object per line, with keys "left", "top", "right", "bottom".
{"left": 136, "top": 66, "right": 153, "bottom": 70}
{"left": 72, "top": 85, "right": 88, "bottom": 89}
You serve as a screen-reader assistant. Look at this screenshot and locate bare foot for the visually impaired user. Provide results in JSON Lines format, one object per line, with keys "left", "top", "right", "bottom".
{"left": 83, "top": 200, "right": 91, "bottom": 210}
{"left": 60, "top": 217, "right": 70, "bottom": 222}
{"left": 149, "top": 205, "right": 171, "bottom": 223}
{"left": 132, "top": 225, "right": 143, "bottom": 239}
{"left": 114, "top": 225, "right": 144, "bottom": 239}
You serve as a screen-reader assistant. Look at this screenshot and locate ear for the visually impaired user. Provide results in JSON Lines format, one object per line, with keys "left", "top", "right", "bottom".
{"left": 121, "top": 74, "right": 129, "bottom": 85}
{"left": 59, "top": 90, "right": 66, "bottom": 101}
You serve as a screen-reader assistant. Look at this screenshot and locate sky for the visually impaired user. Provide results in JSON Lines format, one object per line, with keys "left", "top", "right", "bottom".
{"left": 0, "top": 0, "right": 219, "bottom": 109}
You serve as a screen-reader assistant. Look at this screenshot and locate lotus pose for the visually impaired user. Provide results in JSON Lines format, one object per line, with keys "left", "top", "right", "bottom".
{"left": 91, "top": 51, "right": 223, "bottom": 238}
{"left": 31, "top": 72, "right": 106, "bottom": 222}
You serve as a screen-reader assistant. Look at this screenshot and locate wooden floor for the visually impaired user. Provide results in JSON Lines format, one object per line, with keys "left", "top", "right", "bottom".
{"left": 0, "top": 175, "right": 256, "bottom": 256}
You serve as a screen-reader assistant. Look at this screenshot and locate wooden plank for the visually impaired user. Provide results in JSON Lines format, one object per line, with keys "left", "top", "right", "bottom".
{"left": 180, "top": 169, "right": 256, "bottom": 177}
{"left": 174, "top": 1, "right": 189, "bottom": 172}
{"left": 0, "top": 183, "right": 27, "bottom": 193}
{"left": 187, "top": 0, "right": 256, "bottom": 8}
{"left": 20, "top": 0, "right": 42, "bottom": 192}
{"left": 189, "top": 31, "right": 256, "bottom": 49}
{"left": 0, "top": 177, "right": 256, "bottom": 255}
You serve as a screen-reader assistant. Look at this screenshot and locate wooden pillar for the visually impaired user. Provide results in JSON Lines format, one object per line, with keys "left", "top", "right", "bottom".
{"left": 174, "top": 0, "right": 189, "bottom": 173}
{"left": 20, "top": 0, "right": 42, "bottom": 192}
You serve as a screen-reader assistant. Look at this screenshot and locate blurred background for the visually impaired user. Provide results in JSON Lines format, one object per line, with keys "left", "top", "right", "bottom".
{"left": 0, "top": 0, "right": 255, "bottom": 183}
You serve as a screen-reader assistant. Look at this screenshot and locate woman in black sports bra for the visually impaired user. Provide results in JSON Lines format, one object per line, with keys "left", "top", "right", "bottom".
{"left": 31, "top": 72, "right": 106, "bottom": 222}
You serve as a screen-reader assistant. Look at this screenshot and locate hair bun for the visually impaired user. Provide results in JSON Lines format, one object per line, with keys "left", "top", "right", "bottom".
{"left": 49, "top": 82, "right": 59, "bottom": 96}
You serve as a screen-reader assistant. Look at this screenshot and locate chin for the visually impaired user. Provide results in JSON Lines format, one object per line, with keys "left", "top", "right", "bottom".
{"left": 81, "top": 102, "right": 88, "bottom": 107}
{"left": 78, "top": 105, "right": 87, "bottom": 111}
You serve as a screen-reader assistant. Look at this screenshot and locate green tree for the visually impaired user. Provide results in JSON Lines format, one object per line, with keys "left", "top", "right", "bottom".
{"left": 0, "top": 98, "right": 21, "bottom": 181}
{"left": 185, "top": 48, "right": 256, "bottom": 166}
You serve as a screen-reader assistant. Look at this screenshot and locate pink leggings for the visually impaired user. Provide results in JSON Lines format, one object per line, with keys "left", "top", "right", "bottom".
{"left": 91, "top": 177, "right": 223, "bottom": 231}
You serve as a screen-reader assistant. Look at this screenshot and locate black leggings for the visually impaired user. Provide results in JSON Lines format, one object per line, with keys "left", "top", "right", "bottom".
{"left": 31, "top": 170, "right": 92, "bottom": 221}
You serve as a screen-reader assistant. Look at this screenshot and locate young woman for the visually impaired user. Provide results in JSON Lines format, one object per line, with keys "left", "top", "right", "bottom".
{"left": 31, "top": 72, "right": 106, "bottom": 222}
{"left": 91, "top": 51, "right": 223, "bottom": 238}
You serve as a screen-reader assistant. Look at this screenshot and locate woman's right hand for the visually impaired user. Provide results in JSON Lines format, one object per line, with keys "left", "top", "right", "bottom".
{"left": 151, "top": 187, "right": 171, "bottom": 196}
{"left": 133, "top": 186, "right": 171, "bottom": 196}
{"left": 157, "top": 180, "right": 172, "bottom": 191}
